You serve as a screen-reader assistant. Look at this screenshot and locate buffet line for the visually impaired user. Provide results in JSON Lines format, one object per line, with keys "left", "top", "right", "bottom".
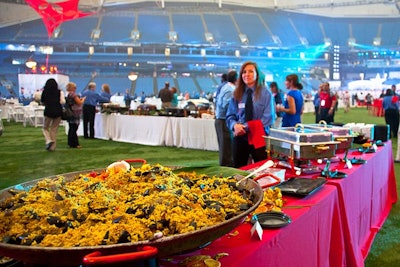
{"left": 0, "top": 104, "right": 398, "bottom": 266}
{"left": 0, "top": 122, "right": 397, "bottom": 267}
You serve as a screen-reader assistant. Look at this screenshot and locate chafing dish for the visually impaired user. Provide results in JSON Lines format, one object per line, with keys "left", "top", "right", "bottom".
{"left": 303, "top": 121, "right": 353, "bottom": 153}
{"left": 265, "top": 124, "right": 339, "bottom": 160}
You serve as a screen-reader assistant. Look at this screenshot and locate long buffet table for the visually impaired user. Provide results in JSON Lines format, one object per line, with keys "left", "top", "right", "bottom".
{"left": 159, "top": 141, "right": 397, "bottom": 267}
{"left": 81, "top": 113, "right": 219, "bottom": 150}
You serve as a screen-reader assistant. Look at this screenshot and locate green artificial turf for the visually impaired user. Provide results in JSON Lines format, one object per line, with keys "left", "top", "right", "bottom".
{"left": 0, "top": 107, "right": 399, "bottom": 266}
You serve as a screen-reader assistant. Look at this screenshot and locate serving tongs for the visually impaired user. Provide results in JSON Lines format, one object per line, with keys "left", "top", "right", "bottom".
{"left": 236, "top": 160, "right": 275, "bottom": 186}
{"left": 320, "top": 159, "right": 347, "bottom": 179}
{"left": 342, "top": 150, "right": 367, "bottom": 165}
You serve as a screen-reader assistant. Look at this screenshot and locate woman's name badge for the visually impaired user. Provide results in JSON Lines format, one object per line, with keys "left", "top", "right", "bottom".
{"left": 238, "top": 103, "right": 245, "bottom": 109}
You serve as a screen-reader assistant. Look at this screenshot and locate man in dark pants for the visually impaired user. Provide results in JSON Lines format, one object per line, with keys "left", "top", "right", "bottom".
{"left": 81, "top": 82, "right": 109, "bottom": 139}
{"left": 158, "top": 82, "right": 173, "bottom": 109}
{"left": 214, "top": 71, "right": 237, "bottom": 167}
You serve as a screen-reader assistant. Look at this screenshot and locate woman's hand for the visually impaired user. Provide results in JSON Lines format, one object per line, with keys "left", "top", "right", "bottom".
{"left": 233, "top": 123, "right": 247, "bottom": 136}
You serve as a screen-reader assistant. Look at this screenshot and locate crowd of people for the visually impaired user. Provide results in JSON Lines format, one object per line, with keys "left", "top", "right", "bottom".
{"left": 21, "top": 64, "right": 400, "bottom": 168}
{"left": 40, "top": 80, "right": 110, "bottom": 151}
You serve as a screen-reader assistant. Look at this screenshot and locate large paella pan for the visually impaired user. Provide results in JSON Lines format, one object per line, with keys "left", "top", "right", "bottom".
{"left": 0, "top": 160, "right": 263, "bottom": 266}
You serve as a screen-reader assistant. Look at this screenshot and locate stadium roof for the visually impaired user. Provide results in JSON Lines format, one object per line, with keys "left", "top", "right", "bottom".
{"left": 0, "top": 0, "right": 399, "bottom": 28}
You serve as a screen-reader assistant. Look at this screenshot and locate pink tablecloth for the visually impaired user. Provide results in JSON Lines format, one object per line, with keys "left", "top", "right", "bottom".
{"left": 325, "top": 142, "right": 397, "bottom": 266}
{"left": 159, "top": 141, "right": 397, "bottom": 267}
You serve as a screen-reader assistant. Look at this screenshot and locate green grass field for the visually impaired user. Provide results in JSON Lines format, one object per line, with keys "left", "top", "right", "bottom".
{"left": 0, "top": 107, "right": 398, "bottom": 265}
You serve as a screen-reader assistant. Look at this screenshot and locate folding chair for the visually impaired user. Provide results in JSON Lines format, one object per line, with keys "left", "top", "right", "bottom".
{"left": 14, "top": 106, "right": 25, "bottom": 123}
{"left": 34, "top": 107, "right": 45, "bottom": 127}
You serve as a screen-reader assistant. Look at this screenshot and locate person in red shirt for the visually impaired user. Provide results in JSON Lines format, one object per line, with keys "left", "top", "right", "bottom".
{"left": 317, "top": 82, "right": 337, "bottom": 124}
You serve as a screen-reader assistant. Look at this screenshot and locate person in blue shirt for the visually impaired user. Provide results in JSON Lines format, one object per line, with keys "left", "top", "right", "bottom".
{"left": 269, "top": 81, "right": 284, "bottom": 128}
{"left": 313, "top": 86, "right": 321, "bottom": 123}
{"left": 382, "top": 88, "right": 399, "bottom": 138}
{"left": 226, "top": 61, "right": 275, "bottom": 168}
{"left": 215, "top": 70, "right": 237, "bottom": 167}
{"left": 277, "top": 74, "right": 304, "bottom": 127}
{"left": 124, "top": 89, "right": 132, "bottom": 108}
{"left": 214, "top": 73, "right": 227, "bottom": 103}
{"left": 140, "top": 91, "right": 146, "bottom": 104}
{"left": 81, "top": 82, "right": 109, "bottom": 139}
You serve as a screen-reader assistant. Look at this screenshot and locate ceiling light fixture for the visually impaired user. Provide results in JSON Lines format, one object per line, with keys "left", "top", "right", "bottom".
{"left": 348, "top": 38, "right": 356, "bottom": 47}
{"left": 324, "top": 38, "right": 332, "bottom": 46}
{"left": 131, "top": 30, "right": 140, "bottom": 41}
{"left": 300, "top": 37, "right": 308, "bottom": 46}
{"left": 373, "top": 37, "right": 381, "bottom": 46}
{"left": 128, "top": 72, "right": 138, "bottom": 81}
{"left": 272, "top": 35, "right": 281, "bottom": 45}
{"left": 205, "top": 32, "right": 214, "bottom": 43}
{"left": 239, "top": 34, "right": 248, "bottom": 44}
{"left": 25, "top": 58, "right": 37, "bottom": 68}
{"left": 169, "top": 31, "right": 178, "bottom": 42}
{"left": 91, "top": 29, "right": 101, "bottom": 40}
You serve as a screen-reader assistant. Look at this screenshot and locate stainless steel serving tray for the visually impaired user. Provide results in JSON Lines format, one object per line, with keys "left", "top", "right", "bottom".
{"left": 265, "top": 136, "right": 339, "bottom": 160}
{"left": 303, "top": 123, "right": 353, "bottom": 152}
{"left": 304, "top": 123, "right": 352, "bottom": 137}
{"left": 266, "top": 125, "right": 339, "bottom": 160}
{"left": 269, "top": 126, "right": 334, "bottom": 143}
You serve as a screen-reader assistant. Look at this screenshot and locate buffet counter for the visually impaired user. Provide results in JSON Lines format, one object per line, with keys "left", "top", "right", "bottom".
{"left": 159, "top": 141, "right": 397, "bottom": 267}
{"left": 76, "top": 113, "right": 219, "bottom": 150}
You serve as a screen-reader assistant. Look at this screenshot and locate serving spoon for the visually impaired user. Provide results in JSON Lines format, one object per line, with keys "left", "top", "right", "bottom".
{"left": 236, "top": 160, "right": 274, "bottom": 186}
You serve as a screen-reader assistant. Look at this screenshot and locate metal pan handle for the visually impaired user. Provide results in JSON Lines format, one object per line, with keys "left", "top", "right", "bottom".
{"left": 83, "top": 246, "right": 158, "bottom": 265}
{"left": 317, "top": 120, "right": 328, "bottom": 127}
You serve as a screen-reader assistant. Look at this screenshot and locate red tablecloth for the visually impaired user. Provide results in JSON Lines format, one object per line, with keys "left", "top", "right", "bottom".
{"left": 159, "top": 185, "right": 344, "bottom": 267}
{"left": 158, "top": 142, "right": 397, "bottom": 267}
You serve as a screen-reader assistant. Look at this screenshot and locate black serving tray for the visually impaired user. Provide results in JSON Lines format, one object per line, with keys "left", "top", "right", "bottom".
{"left": 276, "top": 177, "right": 327, "bottom": 197}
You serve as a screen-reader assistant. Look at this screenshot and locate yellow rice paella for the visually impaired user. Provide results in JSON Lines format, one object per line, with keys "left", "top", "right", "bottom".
{"left": 0, "top": 163, "right": 255, "bottom": 247}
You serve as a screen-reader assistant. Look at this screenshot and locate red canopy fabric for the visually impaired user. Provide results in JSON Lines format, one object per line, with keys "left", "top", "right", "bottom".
{"left": 25, "top": 0, "right": 94, "bottom": 37}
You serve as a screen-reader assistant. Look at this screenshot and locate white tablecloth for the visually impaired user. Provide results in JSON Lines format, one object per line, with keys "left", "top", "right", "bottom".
{"left": 168, "top": 117, "right": 218, "bottom": 151}
{"left": 71, "top": 113, "right": 218, "bottom": 151}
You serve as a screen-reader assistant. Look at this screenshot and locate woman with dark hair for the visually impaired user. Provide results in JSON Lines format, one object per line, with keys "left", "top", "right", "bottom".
{"left": 277, "top": 74, "right": 304, "bottom": 127}
{"left": 226, "top": 61, "right": 275, "bottom": 168}
{"left": 40, "top": 78, "right": 65, "bottom": 151}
